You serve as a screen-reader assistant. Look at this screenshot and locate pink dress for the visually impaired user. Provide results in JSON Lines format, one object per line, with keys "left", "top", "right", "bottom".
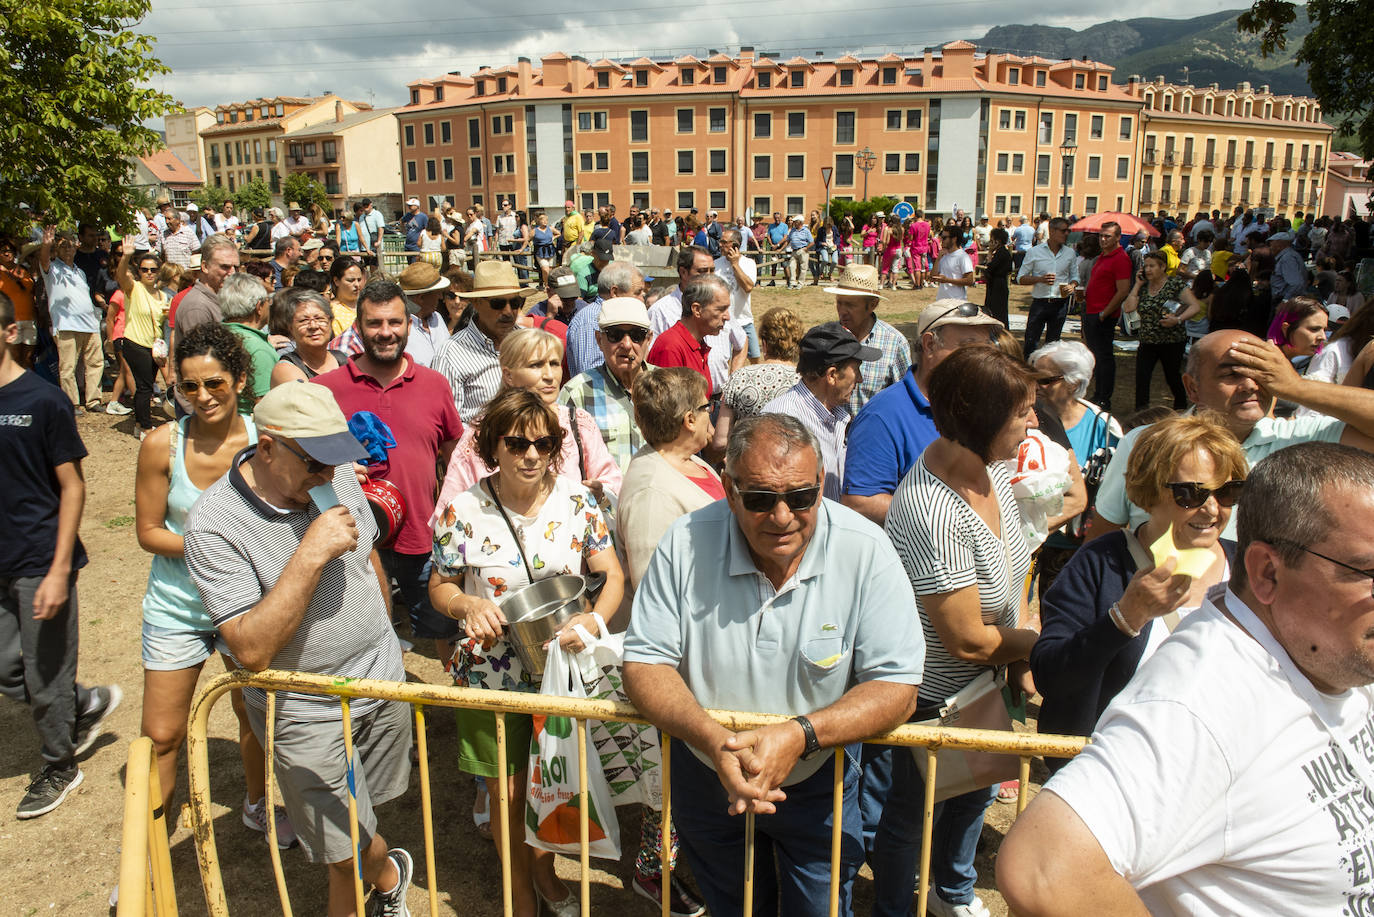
{"left": 880, "top": 226, "right": 903, "bottom": 274}
{"left": 908, "top": 220, "right": 931, "bottom": 271}
{"left": 428, "top": 402, "right": 623, "bottom": 529}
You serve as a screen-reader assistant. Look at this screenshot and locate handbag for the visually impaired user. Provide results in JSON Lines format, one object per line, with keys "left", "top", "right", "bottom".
{"left": 912, "top": 669, "right": 1020, "bottom": 803}
{"left": 525, "top": 644, "right": 623, "bottom": 859}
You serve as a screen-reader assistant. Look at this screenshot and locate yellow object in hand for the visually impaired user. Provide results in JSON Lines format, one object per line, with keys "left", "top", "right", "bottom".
{"left": 1148, "top": 526, "right": 1216, "bottom": 579}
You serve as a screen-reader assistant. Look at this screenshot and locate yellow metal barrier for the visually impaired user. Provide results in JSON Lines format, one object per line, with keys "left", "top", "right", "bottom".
{"left": 183, "top": 669, "right": 1086, "bottom": 916}
{"left": 118, "top": 736, "right": 178, "bottom": 917}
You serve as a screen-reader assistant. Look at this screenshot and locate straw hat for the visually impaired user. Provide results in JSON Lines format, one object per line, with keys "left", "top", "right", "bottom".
{"left": 462, "top": 260, "right": 547, "bottom": 303}
{"left": 398, "top": 260, "right": 450, "bottom": 295}
{"left": 822, "top": 263, "right": 885, "bottom": 300}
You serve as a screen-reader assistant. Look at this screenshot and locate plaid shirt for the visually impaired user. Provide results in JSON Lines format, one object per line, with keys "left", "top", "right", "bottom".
{"left": 558, "top": 362, "right": 647, "bottom": 474}
{"left": 848, "top": 318, "right": 911, "bottom": 415}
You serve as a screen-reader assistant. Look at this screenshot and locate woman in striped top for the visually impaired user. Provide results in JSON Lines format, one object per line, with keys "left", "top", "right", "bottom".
{"left": 882, "top": 345, "right": 1042, "bottom": 917}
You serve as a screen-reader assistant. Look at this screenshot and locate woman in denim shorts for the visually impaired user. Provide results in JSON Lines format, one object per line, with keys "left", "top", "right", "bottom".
{"left": 134, "top": 323, "right": 293, "bottom": 845}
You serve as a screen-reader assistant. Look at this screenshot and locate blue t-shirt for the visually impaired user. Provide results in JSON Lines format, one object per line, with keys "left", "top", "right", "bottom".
{"left": 768, "top": 221, "right": 787, "bottom": 246}
{"left": 1065, "top": 407, "right": 1119, "bottom": 466}
{"left": 842, "top": 368, "right": 939, "bottom": 497}
{"left": 1011, "top": 223, "right": 1036, "bottom": 253}
{"left": 0, "top": 372, "right": 89, "bottom": 577}
{"left": 403, "top": 211, "right": 428, "bottom": 251}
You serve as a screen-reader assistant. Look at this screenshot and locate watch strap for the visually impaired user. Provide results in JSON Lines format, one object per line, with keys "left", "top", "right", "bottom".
{"left": 793, "top": 715, "right": 821, "bottom": 760}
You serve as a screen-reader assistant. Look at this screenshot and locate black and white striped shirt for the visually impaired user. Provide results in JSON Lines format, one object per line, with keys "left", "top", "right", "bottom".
{"left": 885, "top": 457, "right": 1031, "bottom": 704}
{"left": 432, "top": 322, "right": 501, "bottom": 425}
{"left": 184, "top": 448, "right": 404, "bottom": 721}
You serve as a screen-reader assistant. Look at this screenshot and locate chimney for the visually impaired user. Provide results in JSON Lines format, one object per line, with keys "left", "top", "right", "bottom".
{"left": 1260, "top": 83, "right": 1270, "bottom": 94}
{"left": 1238, "top": 81, "right": 1251, "bottom": 92}
{"left": 334, "top": 100, "right": 343, "bottom": 122}
{"left": 541, "top": 54, "right": 570, "bottom": 88}
{"left": 739, "top": 45, "right": 755, "bottom": 62}
{"left": 517, "top": 56, "right": 533, "bottom": 94}
{"left": 1210, "top": 82, "right": 1219, "bottom": 90}
{"left": 569, "top": 55, "right": 588, "bottom": 88}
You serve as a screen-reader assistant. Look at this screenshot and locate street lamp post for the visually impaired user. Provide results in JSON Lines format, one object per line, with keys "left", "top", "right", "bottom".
{"left": 857, "top": 146, "right": 877, "bottom": 201}
{"left": 1058, "top": 141, "right": 1075, "bottom": 217}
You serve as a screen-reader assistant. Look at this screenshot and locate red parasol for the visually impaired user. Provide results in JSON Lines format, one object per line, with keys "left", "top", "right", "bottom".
{"left": 1070, "top": 211, "right": 1159, "bottom": 237}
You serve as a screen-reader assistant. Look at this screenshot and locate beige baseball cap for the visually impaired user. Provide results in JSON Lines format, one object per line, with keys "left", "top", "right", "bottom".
{"left": 253, "top": 383, "right": 368, "bottom": 465}
{"left": 597, "top": 296, "right": 650, "bottom": 331}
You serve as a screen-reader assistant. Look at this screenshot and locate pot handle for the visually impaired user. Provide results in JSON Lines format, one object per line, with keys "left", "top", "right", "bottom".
{"left": 584, "top": 570, "right": 607, "bottom": 602}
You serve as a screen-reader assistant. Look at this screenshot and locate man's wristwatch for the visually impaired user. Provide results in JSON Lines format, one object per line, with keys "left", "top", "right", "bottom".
{"left": 793, "top": 715, "right": 822, "bottom": 760}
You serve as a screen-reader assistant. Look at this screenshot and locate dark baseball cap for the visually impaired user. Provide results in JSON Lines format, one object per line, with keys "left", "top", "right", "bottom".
{"left": 591, "top": 236, "right": 614, "bottom": 259}
{"left": 797, "top": 322, "right": 881, "bottom": 374}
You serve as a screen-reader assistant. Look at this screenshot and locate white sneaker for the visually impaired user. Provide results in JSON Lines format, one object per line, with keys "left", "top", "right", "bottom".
{"left": 926, "top": 892, "right": 990, "bottom": 917}
{"left": 105, "top": 400, "right": 132, "bottom": 415}
{"left": 243, "top": 795, "right": 299, "bottom": 849}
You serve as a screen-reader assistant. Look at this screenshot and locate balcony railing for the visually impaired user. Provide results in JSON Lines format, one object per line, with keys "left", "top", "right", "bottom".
{"left": 1183, "top": 155, "right": 1195, "bottom": 167}
{"left": 1244, "top": 156, "right": 1255, "bottom": 168}
{"left": 1164, "top": 152, "right": 1177, "bottom": 166}
{"left": 1226, "top": 157, "right": 1237, "bottom": 168}
{"left": 1143, "top": 151, "right": 1158, "bottom": 165}
{"left": 1204, "top": 156, "right": 1216, "bottom": 167}
{"left": 1300, "top": 158, "right": 1309, "bottom": 171}
{"left": 1264, "top": 157, "right": 1275, "bottom": 169}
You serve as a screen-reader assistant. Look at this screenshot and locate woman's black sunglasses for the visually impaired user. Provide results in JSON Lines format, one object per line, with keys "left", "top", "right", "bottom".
{"left": 503, "top": 434, "right": 558, "bottom": 455}
{"left": 1166, "top": 480, "right": 1244, "bottom": 509}
{"left": 734, "top": 483, "right": 822, "bottom": 513}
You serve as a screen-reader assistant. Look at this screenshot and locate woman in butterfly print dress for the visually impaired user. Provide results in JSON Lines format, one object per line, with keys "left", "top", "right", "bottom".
{"left": 429, "top": 389, "right": 623, "bottom": 917}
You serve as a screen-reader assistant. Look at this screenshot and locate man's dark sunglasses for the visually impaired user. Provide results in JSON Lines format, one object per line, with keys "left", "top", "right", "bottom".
{"left": 735, "top": 483, "right": 822, "bottom": 513}
{"left": 271, "top": 435, "right": 328, "bottom": 474}
{"left": 488, "top": 298, "right": 523, "bottom": 311}
{"left": 1166, "top": 480, "right": 1244, "bottom": 509}
{"left": 927, "top": 301, "right": 981, "bottom": 329}
{"left": 603, "top": 326, "right": 649, "bottom": 344}
{"left": 503, "top": 434, "right": 558, "bottom": 455}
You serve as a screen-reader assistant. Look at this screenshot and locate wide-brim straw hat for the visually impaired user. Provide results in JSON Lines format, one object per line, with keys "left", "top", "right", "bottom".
{"left": 462, "top": 260, "right": 547, "bottom": 304}
{"left": 398, "top": 261, "right": 450, "bottom": 295}
{"left": 823, "top": 263, "right": 886, "bottom": 300}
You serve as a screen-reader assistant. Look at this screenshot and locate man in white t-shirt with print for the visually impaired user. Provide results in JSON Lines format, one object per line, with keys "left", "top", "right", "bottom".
{"left": 929, "top": 226, "right": 974, "bottom": 300}
{"left": 1000, "top": 441, "right": 1374, "bottom": 916}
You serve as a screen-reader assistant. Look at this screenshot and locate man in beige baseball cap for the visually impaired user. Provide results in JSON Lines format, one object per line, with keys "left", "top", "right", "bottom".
{"left": 182, "top": 379, "right": 414, "bottom": 912}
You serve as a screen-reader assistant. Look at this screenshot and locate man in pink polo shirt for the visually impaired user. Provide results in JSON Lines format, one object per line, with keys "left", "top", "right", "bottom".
{"left": 1081, "top": 221, "right": 1134, "bottom": 409}
{"left": 314, "top": 278, "right": 463, "bottom": 657}
{"left": 646, "top": 274, "right": 730, "bottom": 398}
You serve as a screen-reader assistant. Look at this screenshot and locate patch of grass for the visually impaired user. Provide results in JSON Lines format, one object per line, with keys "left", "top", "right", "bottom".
{"left": 104, "top": 515, "right": 135, "bottom": 528}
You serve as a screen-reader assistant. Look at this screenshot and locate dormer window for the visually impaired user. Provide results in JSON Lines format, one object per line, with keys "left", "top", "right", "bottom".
{"left": 636, "top": 69, "right": 648, "bottom": 87}
{"left": 597, "top": 71, "right": 609, "bottom": 89}
{"left": 475, "top": 81, "right": 485, "bottom": 97}
{"left": 757, "top": 71, "right": 771, "bottom": 89}
{"left": 1097, "top": 75, "right": 1107, "bottom": 91}
{"left": 713, "top": 65, "right": 727, "bottom": 83}
{"left": 681, "top": 68, "right": 695, "bottom": 86}
{"left": 1008, "top": 67, "right": 1020, "bottom": 86}
{"left": 839, "top": 69, "right": 854, "bottom": 87}
{"left": 497, "top": 77, "right": 508, "bottom": 93}
{"left": 434, "top": 86, "right": 444, "bottom": 101}
{"left": 882, "top": 67, "right": 896, "bottom": 85}
{"left": 790, "top": 70, "right": 804, "bottom": 88}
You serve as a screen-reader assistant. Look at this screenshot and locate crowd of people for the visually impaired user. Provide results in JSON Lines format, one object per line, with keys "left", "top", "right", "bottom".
{"left": 4, "top": 187, "right": 1374, "bottom": 917}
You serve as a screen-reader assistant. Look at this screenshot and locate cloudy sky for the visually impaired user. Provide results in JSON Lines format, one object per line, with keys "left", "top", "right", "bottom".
{"left": 139, "top": 0, "right": 1247, "bottom": 111}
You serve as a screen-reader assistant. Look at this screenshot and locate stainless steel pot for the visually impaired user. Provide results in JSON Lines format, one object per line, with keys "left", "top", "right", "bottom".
{"left": 502, "top": 574, "right": 588, "bottom": 677}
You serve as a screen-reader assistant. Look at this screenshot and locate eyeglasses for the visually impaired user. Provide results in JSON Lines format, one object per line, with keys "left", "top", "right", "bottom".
{"left": 1270, "top": 538, "right": 1374, "bottom": 596}
{"left": 602, "top": 326, "right": 649, "bottom": 344}
{"left": 924, "top": 301, "right": 981, "bottom": 332}
{"left": 270, "top": 435, "right": 328, "bottom": 474}
{"left": 502, "top": 435, "right": 558, "bottom": 455}
{"left": 175, "top": 377, "right": 230, "bottom": 396}
{"left": 734, "top": 483, "right": 822, "bottom": 514}
{"left": 137, "top": 266, "right": 159, "bottom": 275}
{"left": 1036, "top": 374, "right": 1065, "bottom": 388}
{"left": 1165, "top": 480, "right": 1245, "bottom": 509}
{"left": 487, "top": 298, "right": 523, "bottom": 311}
{"left": 293, "top": 316, "right": 331, "bottom": 329}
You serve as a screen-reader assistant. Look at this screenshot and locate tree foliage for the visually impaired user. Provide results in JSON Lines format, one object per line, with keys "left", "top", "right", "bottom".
{"left": 1239, "top": 0, "right": 1374, "bottom": 156}
{"left": 0, "top": 0, "right": 174, "bottom": 234}
{"left": 281, "top": 173, "right": 332, "bottom": 215}
{"left": 826, "top": 196, "right": 902, "bottom": 229}
{"left": 232, "top": 179, "right": 274, "bottom": 213}
{"left": 190, "top": 184, "right": 231, "bottom": 214}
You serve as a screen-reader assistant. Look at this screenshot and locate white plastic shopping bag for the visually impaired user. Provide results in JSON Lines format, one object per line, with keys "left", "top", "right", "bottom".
{"left": 525, "top": 643, "right": 622, "bottom": 859}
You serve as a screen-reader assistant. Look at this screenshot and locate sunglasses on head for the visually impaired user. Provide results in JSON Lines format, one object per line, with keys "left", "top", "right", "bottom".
{"left": 927, "top": 301, "right": 981, "bottom": 330}
{"left": 734, "top": 482, "right": 822, "bottom": 514}
{"left": 503, "top": 434, "right": 558, "bottom": 455}
{"left": 1166, "top": 480, "right": 1244, "bottom": 509}
{"left": 488, "top": 298, "right": 523, "bottom": 311}
{"left": 175, "top": 377, "right": 230, "bottom": 396}
{"left": 270, "top": 435, "right": 329, "bottom": 474}
{"left": 602, "top": 326, "right": 649, "bottom": 344}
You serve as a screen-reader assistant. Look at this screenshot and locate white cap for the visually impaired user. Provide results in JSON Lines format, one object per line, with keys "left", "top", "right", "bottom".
{"left": 186, "top": 202, "right": 199, "bottom": 212}
{"left": 406, "top": 197, "right": 421, "bottom": 206}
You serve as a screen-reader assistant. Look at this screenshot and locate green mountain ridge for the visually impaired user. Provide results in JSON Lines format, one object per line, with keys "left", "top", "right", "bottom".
{"left": 974, "top": 8, "right": 1314, "bottom": 99}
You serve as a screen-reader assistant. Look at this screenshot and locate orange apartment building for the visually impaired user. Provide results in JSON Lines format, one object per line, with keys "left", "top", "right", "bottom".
{"left": 394, "top": 42, "right": 1332, "bottom": 222}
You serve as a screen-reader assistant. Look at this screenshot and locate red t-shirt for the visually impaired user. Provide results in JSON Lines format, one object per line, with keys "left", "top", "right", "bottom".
{"left": 1085, "top": 246, "right": 1133, "bottom": 315}
{"left": 313, "top": 356, "right": 463, "bottom": 556}
{"left": 688, "top": 471, "right": 726, "bottom": 502}
{"left": 167, "top": 286, "right": 192, "bottom": 328}
{"left": 646, "top": 321, "right": 713, "bottom": 397}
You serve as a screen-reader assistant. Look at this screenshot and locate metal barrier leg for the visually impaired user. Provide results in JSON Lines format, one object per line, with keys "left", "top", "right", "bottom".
{"left": 340, "top": 696, "right": 366, "bottom": 917}
{"left": 660, "top": 734, "right": 672, "bottom": 917}
{"left": 118, "top": 737, "right": 153, "bottom": 917}
{"left": 829, "top": 749, "right": 843, "bottom": 917}
{"left": 916, "top": 749, "right": 939, "bottom": 917}
{"left": 576, "top": 719, "right": 590, "bottom": 916}
{"left": 495, "top": 712, "right": 513, "bottom": 917}
{"left": 1017, "top": 756, "right": 1032, "bottom": 814}
{"left": 146, "top": 757, "right": 178, "bottom": 916}
{"left": 415, "top": 704, "right": 441, "bottom": 917}
{"left": 264, "top": 691, "right": 292, "bottom": 917}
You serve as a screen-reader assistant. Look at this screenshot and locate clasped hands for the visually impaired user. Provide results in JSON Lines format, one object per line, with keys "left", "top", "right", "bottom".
{"left": 710, "top": 719, "right": 808, "bottom": 817}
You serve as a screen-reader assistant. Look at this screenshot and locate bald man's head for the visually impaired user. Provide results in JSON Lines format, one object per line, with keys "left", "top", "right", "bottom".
{"left": 1183, "top": 330, "right": 1272, "bottom": 437}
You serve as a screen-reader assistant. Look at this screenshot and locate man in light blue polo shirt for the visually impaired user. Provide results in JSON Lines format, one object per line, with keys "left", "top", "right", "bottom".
{"left": 1016, "top": 217, "right": 1079, "bottom": 355}
{"left": 625, "top": 413, "right": 923, "bottom": 917}
{"left": 842, "top": 300, "right": 1001, "bottom": 526}
{"left": 765, "top": 211, "right": 788, "bottom": 286}
{"left": 1090, "top": 328, "right": 1374, "bottom": 539}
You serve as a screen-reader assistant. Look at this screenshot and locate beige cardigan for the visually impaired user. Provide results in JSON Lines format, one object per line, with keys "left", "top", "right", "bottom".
{"left": 617, "top": 446, "right": 722, "bottom": 589}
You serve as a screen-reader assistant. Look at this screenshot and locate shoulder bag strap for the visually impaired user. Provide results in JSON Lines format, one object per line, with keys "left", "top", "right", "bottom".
{"left": 567, "top": 406, "right": 587, "bottom": 479}
{"left": 482, "top": 477, "right": 536, "bottom": 583}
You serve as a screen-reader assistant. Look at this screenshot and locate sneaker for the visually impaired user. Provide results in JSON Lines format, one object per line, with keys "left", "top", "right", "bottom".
{"left": 926, "top": 891, "right": 991, "bottom": 917}
{"left": 73, "top": 406, "right": 86, "bottom": 416}
{"left": 105, "top": 400, "right": 132, "bottom": 415}
{"left": 85, "top": 400, "right": 103, "bottom": 411}
{"left": 74, "top": 684, "right": 122, "bottom": 756}
{"left": 16, "top": 764, "right": 84, "bottom": 819}
{"left": 243, "top": 794, "right": 300, "bottom": 849}
{"left": 367, "top": 848, "right": 412, "bottom": 917}
{"left": 631, "top": 871, "right": 707, "bottom": 917}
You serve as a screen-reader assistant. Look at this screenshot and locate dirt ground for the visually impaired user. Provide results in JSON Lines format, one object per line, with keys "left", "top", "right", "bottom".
{"left": 0, "top": 280, "right": 1164, "bottom": 916}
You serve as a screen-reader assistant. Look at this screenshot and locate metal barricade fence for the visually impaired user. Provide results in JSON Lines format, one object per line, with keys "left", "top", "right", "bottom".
{"left": 162, "top": 669, "right": 1086, "bottom": 917}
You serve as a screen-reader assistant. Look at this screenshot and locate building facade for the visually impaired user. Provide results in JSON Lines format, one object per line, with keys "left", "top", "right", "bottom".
{"left": 394, "top": 43, "right": 1332, "bottom": 222}
{"left": 127, "top": 148, "right": 202, "bottom": 209}
{"left": 281, "top": 106, "right": 403, "bottom": 209}
{"left": 199, "top": 95, "right": 371, "bottom": 201}
{"left": 1325, "top": 151, "right": 1373, "bottom": 218}
{"left": 164, "top": 106, "right": 217, "bottom": 180}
